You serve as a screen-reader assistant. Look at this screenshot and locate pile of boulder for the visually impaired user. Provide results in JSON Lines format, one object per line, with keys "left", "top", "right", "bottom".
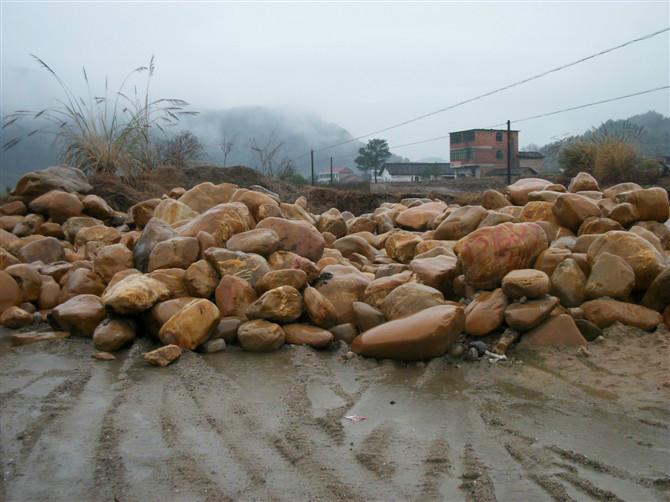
{"left": 1, "top": 166, "right": 668, "bottom": 365}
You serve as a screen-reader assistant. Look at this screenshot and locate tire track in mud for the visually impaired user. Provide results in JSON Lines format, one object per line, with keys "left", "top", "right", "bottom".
{"left": 271, "top": 348, "right": 365, "bottom": 501}
{"left": 460, "top": 443, "right": 497, "bottom": 502}
{"left": 354, "top": 422, "right": 397, "bottom": 478}
{"left": 171, "top": 353, "right": 285, "bottom": 499}
{"left": 418, "top": 436, "right": 452, "bottom": 499}
{"left": 158, "top": 391, "right": 232, "bottom": 502}
{"left": 92, "top": 339, "right": 150, "bottom": 499}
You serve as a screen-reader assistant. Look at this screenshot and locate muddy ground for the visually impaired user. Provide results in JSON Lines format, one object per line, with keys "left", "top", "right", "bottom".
{"left": 1, "top": 324, "right": 669, "bottom": 502}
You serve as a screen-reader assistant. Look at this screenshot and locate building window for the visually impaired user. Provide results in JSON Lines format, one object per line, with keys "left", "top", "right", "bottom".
{"left": 496, "top": 132, "right": 503, "bottom": 141}
{"left": 451, "top": 148, "right": 475, "bottom": 161}
{"left": 450, "top": 132, "right": 463, "bottom": 144}
{"left": 463, "top": 131, "right": 475, "bottom": 142}
{"left": 496, "top": 150, "right": 503, "bottom": 159}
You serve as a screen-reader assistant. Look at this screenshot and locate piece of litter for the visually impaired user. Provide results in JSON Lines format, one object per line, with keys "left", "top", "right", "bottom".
{"left": 344, "top": 415, "right": 367, "bottom": 423}
{"left": 485, "top": 350, "right": 507, "bottom": 362}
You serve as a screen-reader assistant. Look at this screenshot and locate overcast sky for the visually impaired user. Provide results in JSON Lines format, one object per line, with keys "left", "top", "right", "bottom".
{"left": 1, "top": 1, "right": 669, "bottom": 160}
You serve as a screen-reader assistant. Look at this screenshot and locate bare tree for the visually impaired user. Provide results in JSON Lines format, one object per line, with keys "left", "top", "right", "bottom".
{"left": 220, "top": 131, "right": 237, "bottom": 167}
{"left": 250, "top": 130, "right": 284, "bottom": 177}
{"left": 276, "top": 157, "right": 296, "bottom": 180}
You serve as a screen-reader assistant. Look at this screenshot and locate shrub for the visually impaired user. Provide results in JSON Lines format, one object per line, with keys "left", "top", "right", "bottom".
{"left": 2, "top": 55, "right": 195, "bottom": 179}
{"left": 593, "top": 139, "right": 637, "bottom": 185}
{"left": 558, "top": 140, "right": 597, "bottom": 178}
{"left": 157, "top": 131, "right": 203, "bottom": 168}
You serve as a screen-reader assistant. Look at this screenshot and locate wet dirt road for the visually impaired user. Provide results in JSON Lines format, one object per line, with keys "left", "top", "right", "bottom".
{"left": 1, "top": 324, "right": 669, "bottom": 501}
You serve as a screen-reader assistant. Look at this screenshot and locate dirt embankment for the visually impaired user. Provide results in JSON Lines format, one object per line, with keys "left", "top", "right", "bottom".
{"left": 89, "top": 165, "right": 480, "bottom": 215}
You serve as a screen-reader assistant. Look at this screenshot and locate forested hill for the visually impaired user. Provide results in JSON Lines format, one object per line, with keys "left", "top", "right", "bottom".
{"left": 539, "top": 111, "right": 670, "bottom": 171}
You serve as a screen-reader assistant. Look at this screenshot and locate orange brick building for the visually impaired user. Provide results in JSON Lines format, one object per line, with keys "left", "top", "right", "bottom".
{"left": 449, "top": 128, "right": 519, "bottom": 177}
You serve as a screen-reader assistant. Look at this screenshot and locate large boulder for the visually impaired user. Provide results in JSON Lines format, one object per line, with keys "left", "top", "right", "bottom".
{"left": 158, "top": 298, "right": 220, "bottom": 350}
{"left": 550, "top": 258, "right": 586, "bottom": 307}
{"left": 381, "top": 282, "right": 444, "bottom": 321}
{"left": 29, "top": 190, "right": 83, "bottom": 223}
{"left": 58, "top": 268, "right": 106, "bottom": 304}
{"left": 317, "top": 208, "right": 347, "bottom": 238}
{"left": 282, "top": 324, "right": 334, "bottom": 348}
{"left": 184, "top": 259, "right": 219, "bottom": 298}
{"left": 464, "top": 288, "right": 507, "bottom": 336}
{"left": 409, "top": 254, "right": 459, "bottom": 293}
{"left": 434, "top": 206, "right": 487, "bottom": 240}
{"left": 18, "top": 237, "right": 65, "bottom": 264}
{"left": 314, "top": 264, "right": 370, "bottom": 324}
{"left": 246, "top": 285, "right": 303, "bottom": 323}
{"left": 615, "top": 187, "right": 669, "bottom": 222}
{"left": 176, "top": 202, "right": 253, "bottom": 246}
{"left": 93, "top": 318, "right": 137, "bottom": 352}
{"left": 94, "top": 243, "right": 134, "bottom": 282}
{"left": 501, "top": 269, "right": 550, "bottom": 299}
{"left": 5, "top": 264, "right": 42, "bottom": 302}
{"left": 152, "top": 198, "right": 199, "bottom": 225}
{"left": 395, "top": 201, "right": 447, "bottom": 230}
{"left": 49, "top": 294, "right": 106, "bottom": 337}
{"left": 587, "top": 231, "right": 665, "bottom": 291}
{"left": 178, "top": 182, "right": 238, "bottom": 213}
{"left": 584, "top": 252, "right": 635, "bottom": 300}
{"left": 147, "top": 236, "right": 199, "bottom": 272}
{"left": 226, "top": 228, "right": 280, "bottom": 257}
{"left": 455, "top": 222, "right": 548, "bottom": 289}
{"left": 581, "top": 299, "right": 662, "bottom": 330}
{"left": 507, "top": 178, "right": 553, "bottom": 205}
{"left": 519, "top": 314, "right": 587, "bottom": 347}
{"left": 143, "top": 297, "right": 196, "bottom": 338}
{"left": 481, "top": 190, "right": 510, "bottom": 210}
{"left": 12, "top": 165, "right": 92, "bottom": 197}
{"left": 552, "top": 194, "right": 601, "bottom": 232}
{"left": 256, "top": 217, "right": 324, "bottom": 262}
{"left": 82, "top": 194, "right": 115, "bottom": 221}
{"left": 332, "top": 235, "right": 378, "bottom": 261}
{"left": 352, "top": 304, "right": 464, "bottom": 360}
{"left": 568, "top": 172, "right": 600, "bottom": 193}
{"left": 362, "top": 271, "right": 415, "bottom": 308}
{"left": 215, "top": 275, "right": 257, "bottom": 319}
{"left": 102, "top": 274, "right": 171, "bottom": 314}
{"left": 384, "top": 230, "right": 421, "bottom": 264}
{"left": 204, "top": 248, "right": 270, "bottom": 288}
{"left": 0, "top": 270, "right": 24, "bottom": 316}
{"left": 0, "top": 306, "right": 33, "bottom": 329}
{"left": 303, "top": 286, "right": 338, "bottom": 328}
{"left": 641, "top": 267, "right": 670, "bottom": 312}
{"left": 504, "top": 296, "right": 559, "bottom": 331}
{"left": 255, "top": 269, "right": 308, "bottom": 295}
{"left": 237, "top": 319, "right": 285, "bottom": 352}
{"left": 133, "top": 218, "right": 178, "bottom": 272}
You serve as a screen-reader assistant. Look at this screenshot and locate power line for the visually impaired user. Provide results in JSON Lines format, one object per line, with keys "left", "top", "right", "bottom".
{"left": 390, "top": 84, "right": 670, "bottom": 150}
{"left": 292, "top": 26, "right": 669, "bottom": 160}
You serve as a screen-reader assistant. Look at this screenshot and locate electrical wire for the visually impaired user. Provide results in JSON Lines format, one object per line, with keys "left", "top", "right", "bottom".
{"left": 290, "top": 26, "right": 669, "bottom": 160}
{"left": 390, "top": 85, "right": 670, "bottom": 149}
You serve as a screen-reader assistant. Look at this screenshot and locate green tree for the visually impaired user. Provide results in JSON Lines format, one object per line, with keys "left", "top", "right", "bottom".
{"left": 355, "top": 138, "right": 391, "bottom": 182}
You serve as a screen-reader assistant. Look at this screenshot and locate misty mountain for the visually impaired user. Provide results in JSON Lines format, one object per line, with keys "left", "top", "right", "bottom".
{"left": 0, "top": 106, "right": 409, "bottom": 189}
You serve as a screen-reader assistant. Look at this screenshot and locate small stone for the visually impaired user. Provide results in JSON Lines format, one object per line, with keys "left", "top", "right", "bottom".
{"left": 577, "top": 346, "right": 591, "bottom": 358}
{"left": 201, "top": 338, "right": 226, "bottom": 354}
{"left": 469, "top": 341, "right": 488, "bottom": 356}
{"left": 92, "top": 352, "right": 116, "bottom": 361}
{"left": 10, "top": 330, "right": 70, "bottom": 346}
{"left": 449, "top": 343, "right": 466, "bottom": 358}
{"left": 144, "top": 344, "right": 182, "bottom": 367}
{"left": 345, "top": 351, "right": 355, "bottom": 360}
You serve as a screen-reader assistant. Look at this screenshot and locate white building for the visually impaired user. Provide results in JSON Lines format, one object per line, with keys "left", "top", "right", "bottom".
{"left": 377, "top": 162, "right": 455, "bottom": 182}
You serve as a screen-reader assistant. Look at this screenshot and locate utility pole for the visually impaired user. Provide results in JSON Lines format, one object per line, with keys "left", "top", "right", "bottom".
{"left": 506, "top": 120, "right": 512, "bottom": 185}
{"left": 310, "top": 149, "right": 314, "bottom": 185}
{"left": 330, "top": 156, "right": 333, "bottom": 184}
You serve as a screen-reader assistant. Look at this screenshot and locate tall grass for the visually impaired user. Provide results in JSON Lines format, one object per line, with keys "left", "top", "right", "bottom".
{"left": 2, "top": 55, "right": 196, "bottom": 179}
